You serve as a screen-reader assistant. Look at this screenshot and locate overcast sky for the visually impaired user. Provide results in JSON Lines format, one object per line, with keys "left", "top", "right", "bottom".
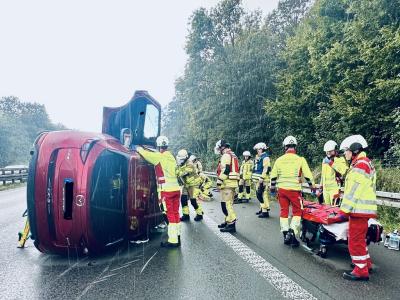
{"left": 0, "top": 0, "right": 279, "bottom": 132}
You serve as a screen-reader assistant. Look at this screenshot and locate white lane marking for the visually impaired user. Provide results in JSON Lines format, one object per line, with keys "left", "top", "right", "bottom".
{"left": 203, "top": 215, "right": 317, "bottom": 300}
{"left": 140, "top": 251, "right": 158, "bottom": 274}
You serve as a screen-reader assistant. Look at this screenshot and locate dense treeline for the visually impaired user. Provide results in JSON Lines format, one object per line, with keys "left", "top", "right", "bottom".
{"left": 0, "top": 96, "right": 65, "bottom": 167}
{"left": 163, "top": 0, "right": 400, "bottom": 166}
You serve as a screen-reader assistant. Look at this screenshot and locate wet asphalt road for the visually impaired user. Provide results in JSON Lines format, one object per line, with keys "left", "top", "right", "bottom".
{"left": 0, "top": 187, "right": 399, "bottom": 300}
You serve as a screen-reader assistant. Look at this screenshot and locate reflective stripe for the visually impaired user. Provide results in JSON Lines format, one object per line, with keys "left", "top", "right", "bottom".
{"left": 352, "top": 208, "right": 377, "bottom": 215}
{"left": 355, "top": 199, "right": 376, "bottom": 205}
{"left": 159, "top": 181, "right": 181, "bottom": 192}
{"left": 344, "top": 182, "right": 360, "bottom": 201}
{"left": 352, "top": 167, "right": 375, "bottom": 179}
{"left": 351, "top": 254, "right": 369, "bottom": 260}
{"left": 340, "top": 202, "right": 353, "bottom": 213}
{"left": 354, "top": 263, "right": 367, "bottom": 268}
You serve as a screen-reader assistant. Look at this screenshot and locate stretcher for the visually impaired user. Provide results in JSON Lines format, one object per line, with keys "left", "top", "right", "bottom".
{"left": 301, "top": 201, "right": 382, "bottom": 258}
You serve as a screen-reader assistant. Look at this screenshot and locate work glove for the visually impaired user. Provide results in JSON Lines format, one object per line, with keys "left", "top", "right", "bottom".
{"left": 269, "top": 186, "right": 277, "bottom": 197}
{"left": 315, "top": 188, "right": 322, "bottom": 198}
{"left": 258, "top": 178, "right": 264, "bottom": 185}
{"left": 323, "top": 156, "right": 331, "bottom": 164}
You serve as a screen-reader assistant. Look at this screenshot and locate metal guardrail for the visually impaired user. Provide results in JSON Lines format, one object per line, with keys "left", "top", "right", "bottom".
{"left": 0, "top": 168, "right": 28, "bottom": 185}
{"left": 203, "top": 171, "right": 400, "bottom": 208}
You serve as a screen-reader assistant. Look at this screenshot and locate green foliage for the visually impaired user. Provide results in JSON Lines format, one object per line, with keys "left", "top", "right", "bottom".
{"left": 0, "top": 96, "right": 66, "bottom": 167}
{"left": 267, "top": 0, "right": 400, "bottom": 164}
{"left": 164, "top": 0, "right": 400, "bottom": 190}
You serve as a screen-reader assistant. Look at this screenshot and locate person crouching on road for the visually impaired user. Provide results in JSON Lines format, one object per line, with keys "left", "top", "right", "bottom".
{"left": 176, "top": 149, "right": 204, "bottom": 222}
{"left": 215, "top": 140, "right": 240, "bottom": 233}
{"left": 252, "top": 143, "right": 271, "bottom": 218}
{"left": 270, "top": 136, "right": 316, "bottom": 247}
{"left": 137, "top": 136, "right": 181, "bottom": 248}
{"left": 188, "top": 154, "right": 213, "bottom": 201}
{"left": 319, "top": 140, "right": 348, "bottom": 205}
{"left": 339, "top": 135, "right": 377, "bottom": 281}
{"left": 238, "top": 151, "right": 253, "bottom": 203}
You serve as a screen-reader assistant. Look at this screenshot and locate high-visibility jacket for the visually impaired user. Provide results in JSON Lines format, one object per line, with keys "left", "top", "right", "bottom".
{"left": 176, "top": 161, "right": 202, "bottom": 187}
{"left": 240, "top": 159, "right": 254, "bottom": 180}
{"left": 340, "top": 152, "right": 377, "bottom": 218}
{"left": 252, "top": 153, "right": 270, "bottom": 181}
{"left": 270, "top": 150, "right": 314, "bottom": 191}
{"left": 320, "top": 156, "right": 348, "bottom": 191}
{"left": 217, "top": 149, "right": 239, "bottom": 188}
{"left": 137, "top": 147, "right": 180, "bottom": 192}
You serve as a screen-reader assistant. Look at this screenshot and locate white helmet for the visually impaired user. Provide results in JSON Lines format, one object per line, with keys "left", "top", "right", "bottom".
{"left": 340, "top": 135, "right": 368, "bottom": 152}
{"left": 283, "top": 135, "right": 297, "bottom": 147}
{"left": 189, "top": 154, "right": 197, "bottom": 162}
{"left": 253, "top": 142, "right": 267, "bottom": 150}
{"left": 243, "top": 151, "right": 251, "bottom": 157}
{"left": 323, "top": 140, "right": 337, "bottom": 152}
{"left": 156, "top": 135, "right": 169, "bottom": 147}
{"left": 214, "top": 139, "right": 230, "bottom": 154}
{"left": 176, "top": 149, "right": 189, "bottom": 165}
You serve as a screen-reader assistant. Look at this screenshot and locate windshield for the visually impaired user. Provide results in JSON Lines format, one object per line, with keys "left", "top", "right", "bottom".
{"left": 143, "top": 104, "right": 159, "bottom": 139}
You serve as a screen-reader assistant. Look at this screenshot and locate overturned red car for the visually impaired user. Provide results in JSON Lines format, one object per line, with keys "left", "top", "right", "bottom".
{"left": 27, "top": 91, "right": 163, "bottom": 255}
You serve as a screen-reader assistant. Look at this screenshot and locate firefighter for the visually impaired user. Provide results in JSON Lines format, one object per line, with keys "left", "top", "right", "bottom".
{"left": 188, "top": 155, "right": 213, "bottom": 200}
{"left": 176, "top": 149, "right": 204, "bottom": 222}
{"left": 214, "top": 140, "right": 240, "bottom": 232}
{"left": 252, "top": 143, "right": 271, "bottom": 218}
{"left": 339, "top": 135, "right": 376, "bottom": 281}
{"left": 270, "top": 136, "right": 316, "bottom": 247}
{"left": 319, "top": 140, "right": 348, "bottom": 205}
{"left": 136, "top": 136, "right": 181, "bottom": 248}
{"left": 238, "top": 151, "right": 253, "bottom": 203}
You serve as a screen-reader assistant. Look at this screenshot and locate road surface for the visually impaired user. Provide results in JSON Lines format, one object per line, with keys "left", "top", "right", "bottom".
{"left": 0, "top": 187, "right": 399, "bottom": 299}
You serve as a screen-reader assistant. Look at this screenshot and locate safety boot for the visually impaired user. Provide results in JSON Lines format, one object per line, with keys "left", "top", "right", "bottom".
{"left": 284, "top": 229, "right": 299, "bottom": 247}
{"left": 218, "top": 222, "right": 227, "bottom": 228}
{"left": 343, "top": 271, "right": 369, "bottom": 281}
{"left": 350, "top": 263, "right": 373, "bottom": 273}
{"left": 194, "top": 214, "right": 203, "bottom": 221}
{"left": 290, "top": 235, "right": 300, "bottom": 247}
{"left": 180, "top": 214, "right": 190, "bottom": 222}
{"left": 220, "top": 222, "right": 236, "bottom": 233}
{"left": 258, "top": 211, "right": 269, "bottom": 218}
{"left": 283, "top": 231, "right": 291, "bottom": 245}
{"left": 160, "top": 241, "right": 180, "bottom": 248}
{"left": 255, "top": 209, "right": 262, "bottom": 215}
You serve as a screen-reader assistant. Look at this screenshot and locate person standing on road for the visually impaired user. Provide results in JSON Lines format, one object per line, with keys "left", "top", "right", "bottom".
{"left": 252, "top": 143, "right": 271, "bottom": 218}
{"left": 137, "top": 136, "right": 181, "bottom": 248}
{"left": 270, "top": 136, "right": 316, "bottom": 247}
{"left": 238, "top": 151, "right": 253, "bottom": 203}
{"left": 339, "top": 135, "right": 377, "bottom": 281}
{"left": 319, "top": 140, "right": 348, "bottom": 205}
{"left": 176, "top": 149, "right": 204, "bottom": 222}
{"left": 214, "top": 140, "right": 240, "bottom": 233}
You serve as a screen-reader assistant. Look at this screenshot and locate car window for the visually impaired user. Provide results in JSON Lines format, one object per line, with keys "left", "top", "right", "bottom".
{"left": 143, "top": 104, "right": 159, "bottom": 139}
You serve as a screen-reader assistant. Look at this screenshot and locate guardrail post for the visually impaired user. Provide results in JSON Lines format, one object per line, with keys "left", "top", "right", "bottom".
{"left": 1, "top": 169, "right": 4, "bottom": 185}
{"left": 11, "top": 170, "right": 15, "bottom": 184}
